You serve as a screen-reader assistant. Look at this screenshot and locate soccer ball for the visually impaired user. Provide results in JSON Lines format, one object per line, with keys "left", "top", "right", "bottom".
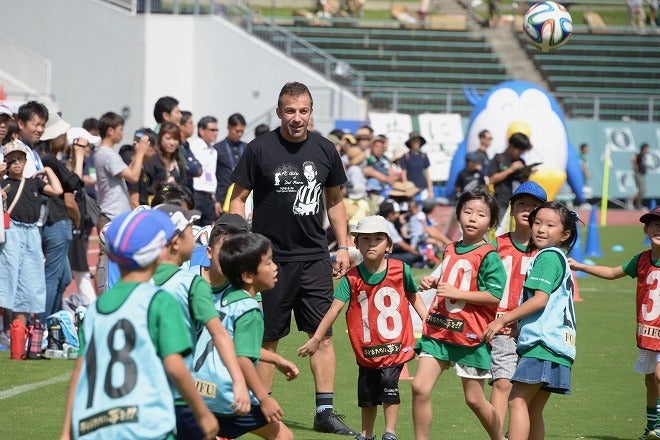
{"left": 522, "top": 1, "right": 573, "bottom": 52}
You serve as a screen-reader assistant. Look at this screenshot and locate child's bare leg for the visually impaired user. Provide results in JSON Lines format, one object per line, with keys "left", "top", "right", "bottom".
{"left": 412, "top": 356, "right": 448, "bottom": 440}
{"left": 490, "top": 378, "right": 513, "bottom": 431}
{"left": 507, "top": 382, "right": 543, "bottom": 440}
{"left": 251, "top": 421, "right": 293, "bottom": 440}
{"left": 383, "top": 402, "right": 399, "bottom": 436}
{"left": 527, "top": 389, "right": 551, "bottom": 440}
{"left": 360, "top": 406, "right": 377, "bottom": 438}
{"left": 461, "top": 377, "right": 503, "bottom": 440}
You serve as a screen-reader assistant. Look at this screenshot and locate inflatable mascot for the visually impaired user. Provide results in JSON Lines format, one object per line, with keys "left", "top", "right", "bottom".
{"left": 445, "top": 80, "right": 585, "bottom": 205}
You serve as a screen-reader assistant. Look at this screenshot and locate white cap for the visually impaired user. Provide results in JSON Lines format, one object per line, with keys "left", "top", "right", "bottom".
{"left": 41, "top": 112, "right": 70, "bottom": 141}
{"left": 350, "top": 215, "right": 391, "bottom": 239}
{"left": 0, "top": 104, "right": 12, "bottom": 117}
{"left": 67, "top": 127, "right": 101, "bottom": 147}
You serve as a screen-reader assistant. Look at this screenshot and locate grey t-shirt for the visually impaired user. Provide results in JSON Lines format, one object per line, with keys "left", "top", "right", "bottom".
{"left": 94, "top": 146, "right": 130, "bottom": 219}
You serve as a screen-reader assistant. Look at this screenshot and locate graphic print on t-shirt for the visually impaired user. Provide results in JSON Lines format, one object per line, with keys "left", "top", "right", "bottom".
{"left": 281, "top": 160, "right": 323, "bottom": 216}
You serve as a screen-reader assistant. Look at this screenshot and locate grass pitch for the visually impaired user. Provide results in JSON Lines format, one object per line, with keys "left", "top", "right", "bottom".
{"left": 0, "top": 224, "right": 650, "bottom": 439}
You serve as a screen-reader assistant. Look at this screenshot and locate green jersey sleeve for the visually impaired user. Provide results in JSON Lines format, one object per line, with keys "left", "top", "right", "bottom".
{"left": 524, "top": 250, "right": 564, "bottom": 295}
{"left": 403, "top": 263, "right": 419, "bottom": 293}
{"left": 233, "top": 310, "right": 264, "bottom": 360}
{"left": 189, "top": 275, "right": 219, "bottom": 326}
{"left": 477, "top": 250, "right": 506, "bottom": 299}
{"left": 149, "top": 291, "right": 193, "bottom": 359}
{"left": 333, "top": 276, "right": 351, "bottom": 303}
{"left": 622, "top": 253, "right": 642, "bottom": 278}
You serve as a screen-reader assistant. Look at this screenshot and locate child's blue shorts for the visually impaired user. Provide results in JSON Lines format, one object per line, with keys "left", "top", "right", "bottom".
{"left": 511, "top": 356, "right": 572, "bottom": 395}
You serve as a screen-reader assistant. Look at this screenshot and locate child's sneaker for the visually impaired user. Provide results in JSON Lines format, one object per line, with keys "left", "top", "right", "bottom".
{"left": 382, "top": 433, "right": 398, "bottom": 440}
{"left": 354, "top": 435, "right": 375, "bottom": 440}
{"left": 640, "top": 429, "right": 650, "bottom": 440}
{"left": 647, "top": 428, "right": 660, "bottom": 440}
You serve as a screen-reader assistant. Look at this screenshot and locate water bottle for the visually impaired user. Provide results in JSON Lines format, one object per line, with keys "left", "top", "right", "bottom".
{"left": 26, "top": 320, "right": 44, "bottom": 359}
{"left": 9, "top": 319, "right": 28, "bottom": 360}
{"left": 47, "top": 318, "right": 63, "bottom": 350}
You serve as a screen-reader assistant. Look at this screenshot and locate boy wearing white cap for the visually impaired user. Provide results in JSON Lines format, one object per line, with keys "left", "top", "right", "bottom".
{"left": 298, "top": 215, "right": 427, "bottom": 440}
{"left": 62, "top": 209, "right": 218, "bottom": 440}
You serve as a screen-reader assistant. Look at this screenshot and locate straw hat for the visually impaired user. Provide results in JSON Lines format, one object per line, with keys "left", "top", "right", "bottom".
{"left": 346, "top": 146, "right": 366, "bottom": 165}
{"left": 388, "top": 181, "right": 420, "bottom": 198}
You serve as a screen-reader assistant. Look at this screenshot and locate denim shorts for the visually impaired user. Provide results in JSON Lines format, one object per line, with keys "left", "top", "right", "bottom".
{"left": 511, "top": 357, "right": 572, "bottom": 395}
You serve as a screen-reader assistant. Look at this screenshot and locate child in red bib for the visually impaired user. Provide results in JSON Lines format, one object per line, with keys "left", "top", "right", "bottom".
{"left": 298, "top": 215, "right": 427, "bottom": 440}
{"left": 570, "top": 206, "right": 660, "bottom": 440}
{"left": 413, "top": 188, "right": 507, "bottom": 440}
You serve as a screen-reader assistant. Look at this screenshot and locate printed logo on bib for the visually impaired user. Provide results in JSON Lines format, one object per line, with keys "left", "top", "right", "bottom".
{"left": 363, "top": 342, "right": 402, "bottom": 359}
{"left": 638, "top": 323, "right": 660, "bottom": 340}
{"left": 426, "top": 313, "right": 465, "bottom": 332}
{"left": 563, "top": 331, "right": 576, "bottom": 346}
{"left": 79, "top": 406, "right": 138, "bottom": 435}
{"left": 194, "top": 379, "right": 217, "bottom": 399}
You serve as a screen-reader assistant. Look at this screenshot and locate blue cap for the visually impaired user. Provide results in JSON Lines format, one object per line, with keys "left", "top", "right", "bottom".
{"left": 104, "top": 209, "right": 176, "bottom": 269}
{"left": 465, "top": 152, "right": 481, "bottom": 162}
{"left": 511, "top": 181, "right": 547, "bottom": 203}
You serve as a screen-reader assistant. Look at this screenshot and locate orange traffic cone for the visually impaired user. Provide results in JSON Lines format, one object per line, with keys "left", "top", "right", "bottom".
{"left": 572, "top": 271, "right": 583, "bottom": 302}
{"left": 400, "top": 363, "right": 414, "bottom": 380}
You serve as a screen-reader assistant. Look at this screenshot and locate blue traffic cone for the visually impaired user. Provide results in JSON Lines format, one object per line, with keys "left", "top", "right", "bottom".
{"left": 584, "top": 208, "right": 603, "bottom": 258}
{"left": 644, "top": 200, "right": 657, "bottom": 245}
{"left": 569, "top": 226, "right": 586, "bottom": 277}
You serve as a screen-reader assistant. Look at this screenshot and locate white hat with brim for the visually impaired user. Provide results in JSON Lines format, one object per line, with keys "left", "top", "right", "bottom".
{"left": 350, "top": 215, "right": 391, "bottom": 239}
{"left": 67, "top": 127, "right": 101, "bottom": 147}
{"left": 41, "top": 112, "right": 70, "bottom": 141}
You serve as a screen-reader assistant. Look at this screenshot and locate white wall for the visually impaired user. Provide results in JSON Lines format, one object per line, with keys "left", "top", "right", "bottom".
{"left": 0, "top": 0, "right": 145, "bottom": 136}
{"left": 0, "top": 0, "right": 366, "bottom": 140}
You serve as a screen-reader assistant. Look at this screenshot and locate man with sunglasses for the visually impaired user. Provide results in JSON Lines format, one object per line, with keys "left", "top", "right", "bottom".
{"left": 190, "top": 116, "right": 220, "bottom": 226}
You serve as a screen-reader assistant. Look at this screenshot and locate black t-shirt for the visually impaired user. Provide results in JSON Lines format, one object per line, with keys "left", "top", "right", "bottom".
{"left": 1, "top": 177, "right": 46, "bottom": 223}
{"left": 119, "top": 144, "right": 149, "bottom": 206}
{"left": 41, "top": 154, "right": 83, "bottom": 225}
{"left": 456, "top": 169, "right": 486, "bottom": 196}
{"left": 143, "top": 155, "right": 186, "bottom": 196}
{"left": 487, "top": 152, "right": 527, "bottom": 207}
{"left": 230, "top": 129, "right": 347, "bottom": 262}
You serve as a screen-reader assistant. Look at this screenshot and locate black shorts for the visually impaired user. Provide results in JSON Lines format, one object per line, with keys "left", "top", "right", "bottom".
{"left": 175, "top": 405, "right": 203, "bottom": 440}
{"left": 357, "top": 364, "right": 404, "bottom": 407}
{"left": 262, "top": 259, "right": 334, "bottom": 342}
{"left": 217, "top": 405, "right": 268, "bottom": 438}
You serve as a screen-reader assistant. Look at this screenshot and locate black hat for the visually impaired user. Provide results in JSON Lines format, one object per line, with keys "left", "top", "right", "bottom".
{"left": 405, "top": 131, "right": 427, "bottom": 148}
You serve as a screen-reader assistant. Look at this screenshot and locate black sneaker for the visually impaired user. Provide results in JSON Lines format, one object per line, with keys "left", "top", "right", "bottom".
{"left": 313, "top": 410, "right": 357, "bottom": 435}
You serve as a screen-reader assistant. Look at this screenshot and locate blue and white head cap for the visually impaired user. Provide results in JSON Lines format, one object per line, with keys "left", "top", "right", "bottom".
{"left": 99, "top": 204, "right": 151, "bottom": 248}
{"left": 104, "top": 209, "right": 176, "bottom": 269}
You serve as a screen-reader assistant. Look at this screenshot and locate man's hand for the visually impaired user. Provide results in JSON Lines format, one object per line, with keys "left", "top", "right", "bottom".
{"left": 134, "top": 135, "right": 150, "bottom": 156}
{"left": 333, "top": 249, "right": 350, "bottom": 278}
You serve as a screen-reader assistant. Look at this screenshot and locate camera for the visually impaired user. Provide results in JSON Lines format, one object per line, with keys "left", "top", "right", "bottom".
{"left": 134, "top": 130, "right": 145, "bottom": 143}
